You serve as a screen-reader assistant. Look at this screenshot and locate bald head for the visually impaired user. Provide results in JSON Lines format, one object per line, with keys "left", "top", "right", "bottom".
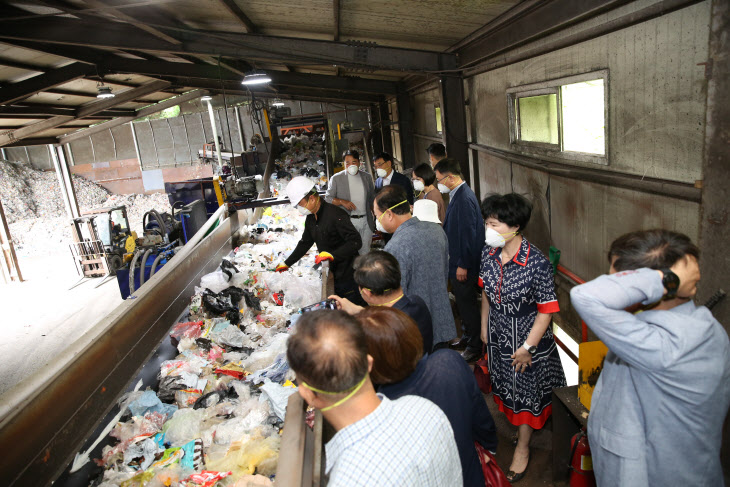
{"left": 287, "top": 310, "right": 369, "bottom": 392}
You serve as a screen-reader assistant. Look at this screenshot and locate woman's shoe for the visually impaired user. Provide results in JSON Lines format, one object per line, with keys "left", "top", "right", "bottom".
{"left": 506, "top": 452, "right": 530, "bottom": 483}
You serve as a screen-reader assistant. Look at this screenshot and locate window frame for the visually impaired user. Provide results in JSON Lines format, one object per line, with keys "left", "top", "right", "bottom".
{"left": 506, "top": 70, "right": 609, "bottom": 166}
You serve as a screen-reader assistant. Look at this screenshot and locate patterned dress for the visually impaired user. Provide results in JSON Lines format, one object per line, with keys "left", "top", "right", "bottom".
{"left": 478, "top": 237, "right": 566, "bottom": 429}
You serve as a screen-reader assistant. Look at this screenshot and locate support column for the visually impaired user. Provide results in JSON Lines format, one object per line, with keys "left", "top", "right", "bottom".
{"left": 438, "top": 75, "right": 470, "bottom": 184}
{"left": 396, "top": 92, "right": 416, "bottom": 169}
{"left": 378, "top": 96, "right": 393, "bottom": 155}
{"left": 234, "top": 107, "right": 246, "bottom": 152}
{"left": 0, "top": 199, "right": 23, "bottom": 283}
{"left": 49, "top": 144, "right": 79, "bottom": 219}
{"left": 699, "top": 0, "right": 729, "bottom": 476}
{"left": 368, "top": 103, "right": 383, "bottom": 157}
{"left": 206, "top": 100, "right": 224, "bottom": 174}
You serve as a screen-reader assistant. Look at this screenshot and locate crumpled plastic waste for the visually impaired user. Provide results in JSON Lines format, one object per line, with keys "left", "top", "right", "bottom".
{"left": 231, "top": 475, "right": 274, "bottom": 487}
{"left": 183, "top": 470, "right": 232, "bottom": 487}
{"left": 175, "top": 388, "right": 203, "bottom": 409}
{"left": 259, "top": 379, "right": 298, "bottom": 421}
{"left": 202, "top": 287, "right": 245, "bottom": 315}
{"left": 123, "top": 437, "right": 163, "bottom": 470}
{"left": 205, "top": 433, "right": 280, "bottom": 477}
{"left": 242, "top": 333, "right": 289, "bottom": 371}
{"left": 170, "top": 320, "right": 204, "bottom": 340}
{"left": 247, "top": 354, "right": 289, "bottom": 385}
{"left": 215, "top": 363, "right": 246, "bottom": 379}
{"left": 212, "top": 325, "right": 247, "bottom": 348}
{"left": 125, "top": 390, "right": 178, "bottom": 419}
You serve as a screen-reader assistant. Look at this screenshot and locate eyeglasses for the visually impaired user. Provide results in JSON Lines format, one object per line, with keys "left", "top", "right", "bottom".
{"left": 373, "top": 160, "right": 389, "bottom": 168}
{"left": 436, "top": 174, "right": 451, "bottom": 184}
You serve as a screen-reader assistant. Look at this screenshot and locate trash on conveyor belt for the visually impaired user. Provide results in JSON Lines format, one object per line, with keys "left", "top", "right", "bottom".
{"left": 90, "top": 205, "right": 320, "bottom": 486}
{"left": 269, "top": 134, "right": 328, "bottom": 198}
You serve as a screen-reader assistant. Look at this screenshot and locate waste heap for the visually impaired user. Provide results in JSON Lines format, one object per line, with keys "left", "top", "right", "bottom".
{"left": 269, "top": 134, "right": 327, "bottom": 197}
{"left": 92, "top": 205, "right": 321, "bottom": 487}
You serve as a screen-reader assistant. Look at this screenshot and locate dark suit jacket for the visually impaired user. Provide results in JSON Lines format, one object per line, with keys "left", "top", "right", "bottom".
{"left": 442, "top": 184, "right": 485, "bottom": 278}
{"left": 375, "top": 170, "right": 415, "bottom": 205}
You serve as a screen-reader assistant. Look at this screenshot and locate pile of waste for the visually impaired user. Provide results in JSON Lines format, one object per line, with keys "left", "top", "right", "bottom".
{"left": 269, "top": 134, "right": 327, "bottom": 197}
{"left": 0, "top": 159, "right": 109, "bottom": 223}
{"left": 91, "top": 204, "right": 320, "bottom": 486}
{"left": 9, "top": 193, "right": 172, "bottom": 257}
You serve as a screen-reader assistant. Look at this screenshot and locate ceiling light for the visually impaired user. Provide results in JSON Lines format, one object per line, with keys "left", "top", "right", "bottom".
{"left": 271, "top": 97, "right": 285, "bottom": 107}
{"left": 96, "top": 85, "right": 115, "bottom": 99}
{"left": 242, "top": 71, "right": 272, "bottom": 86}
{"left": 201, "top": 95, "right": 213, "bottom": 102}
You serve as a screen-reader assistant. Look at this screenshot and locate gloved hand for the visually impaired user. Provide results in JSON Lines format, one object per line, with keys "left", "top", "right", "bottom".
{"left": 275, "top": 263, "right": 289, "bottom": 273}
{"left": 314, "top": 252, "right": 334, "bottom": 265}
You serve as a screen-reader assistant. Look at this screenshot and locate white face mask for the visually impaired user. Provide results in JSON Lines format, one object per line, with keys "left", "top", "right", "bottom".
{"left": 376, "top": 219, "right": 388, "bottom": 233}
{"left": 485, "top": 227, "right": 517, "bottom": 248}
{"left": 438, "top": 183, "right": 450, "bottom": 193}
{"left": 346, "top": 164, "right": 359, "bottom": 176}
{"left": 376, "top": 168, "right": 388, "bottom": 178}
{"left": 297, "top": 204, "right": 311, "bottom": 216}
{"left": 413, "top": 180, "right": 425, "bottom": 192}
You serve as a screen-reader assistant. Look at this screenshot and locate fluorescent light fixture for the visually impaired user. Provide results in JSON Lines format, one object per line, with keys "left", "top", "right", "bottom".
{"left": 96, "top": 85, "right": 115, "bottom": 99}
{"left": 201, "top": 95, "right": 213, "bottom": 102}
{"left": 271, "top": 97, "right": 285, "bottom": 107}
{"left": 242, "top": 71, "right": 272, "bottom": 85}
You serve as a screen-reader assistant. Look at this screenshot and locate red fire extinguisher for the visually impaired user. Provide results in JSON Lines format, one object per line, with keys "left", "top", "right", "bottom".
{"left": 569, "top": 428, "right": 596, "bottom": 487}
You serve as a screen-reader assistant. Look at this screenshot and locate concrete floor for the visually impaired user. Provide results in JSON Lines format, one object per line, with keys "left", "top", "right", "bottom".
{"left": 0, "top": 252, "right": 123, "bottom": 396}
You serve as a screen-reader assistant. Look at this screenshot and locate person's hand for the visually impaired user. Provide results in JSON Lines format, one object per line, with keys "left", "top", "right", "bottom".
{"left": 275, "top": 263, "right": 289, "bottom": 273}
{"left": 336, "top": 198, "right": 357, "bottom": 211}
{"left": 456, "top": 267, "right": 468, "bottom": 282}
{"left": 511, "top": 347, "right": 532, "bottom": 373}
{"left": 328, "top": 295, "right": 365, "bottom": 315}
{"left": 315, "top": 252, "right": 334, "bottom": 265}
{"left": 480, "top": 324, "right": 489, "bottom": 344}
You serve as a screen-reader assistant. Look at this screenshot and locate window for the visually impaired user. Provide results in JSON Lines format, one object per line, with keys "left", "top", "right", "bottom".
{"left": 508, "top": 71, "right": 607, "bottom": 164}
{"left": 435, "top": 105, "right": 442, "bottom": 134}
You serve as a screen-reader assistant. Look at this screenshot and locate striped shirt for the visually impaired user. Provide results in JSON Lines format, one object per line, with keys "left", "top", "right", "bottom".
{"left": 325, "top": 394, "right": 462, "bottom": 487}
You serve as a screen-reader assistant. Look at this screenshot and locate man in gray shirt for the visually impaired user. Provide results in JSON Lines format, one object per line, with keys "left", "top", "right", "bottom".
{"left": 326, "top": 149, "right": 375, "bottom": 255}
{"left": 570, "top": 229, "right": 730, "bottom": 487}
{"left": 374, "top": 185, "right": 456, "bottom": 348}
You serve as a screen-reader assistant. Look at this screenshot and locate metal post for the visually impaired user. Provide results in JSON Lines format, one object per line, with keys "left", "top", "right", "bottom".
{"left": 396, "top": 92, "right": 416, "bottom": 169}
{"left": 234, "top": 106, "right": 246, "bottom": 151}
{"left": 378, "top": 96, "right": 393, "bottom": 155}
{"left": 130, "top": 122, "right": 143, "bottom": 169}
{"left": 49, "top": 144, "right": 75, "bottom": 220}
{"left": 56, "top": 145, "right": 80, "bottom": 219}
{"left": 0, "top": 148, "right": 7, "bottom": 160}
{"left": 0, "top": 199, "right": 23, "bottom": 283}
{"left": 438, "top": 75, "right": 470, "bottom": 184}
{"left": 206, "top": 100, "right": 224, "bottom": 174}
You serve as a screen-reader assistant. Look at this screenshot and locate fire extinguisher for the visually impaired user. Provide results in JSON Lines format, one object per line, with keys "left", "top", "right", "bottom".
{"left": 568, "top": 428, "right": 596, "bottom": 487}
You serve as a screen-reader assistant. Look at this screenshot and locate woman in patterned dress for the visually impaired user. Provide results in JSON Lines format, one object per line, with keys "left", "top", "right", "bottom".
{"left": 478, "top": 193, "right": 566, "bottom": 482}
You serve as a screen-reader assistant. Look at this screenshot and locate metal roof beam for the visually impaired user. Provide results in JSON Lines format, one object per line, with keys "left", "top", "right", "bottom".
{"left": 0, "top": 63, "right": 93, "bottom": 105}
{"left": 333, "top": 0, "right": 341, "bottom": 42}
{"left": 102, "top": 58, "right": 400, "bottom": 94}
{"left": 456, "top": 0, "right": 634, "bottom": 68}
{"left": 0, "top": 16, "right": 457, "bottom": 73}
{"left": 0, "top": 105, "right": 135, "bottom": 117}
{"left": 0, "top": 80, "right": 170, "bottom": 147}
{"left": 218, "top": 0, "right": 257, "bottom": 33}
{"left": 58, "top": 88, "right": 208, "bottom": 144}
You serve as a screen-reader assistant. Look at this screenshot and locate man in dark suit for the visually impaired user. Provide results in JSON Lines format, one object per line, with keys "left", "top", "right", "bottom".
{"left": 434, "top": 158, "right": 485, "bottom": 362}
{"left": 373, "top": 152, "right": 415, "bottom": 205}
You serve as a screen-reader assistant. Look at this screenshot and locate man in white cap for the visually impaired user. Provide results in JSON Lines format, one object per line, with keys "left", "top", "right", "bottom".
{"left": 412, "top": 199, "right": 442, "bottom": 225}
{"left": 276, "top": 176, "right": 366, "bottom": 306}
{"left": 325, "top": 149, "right": 375, "bottom": 255}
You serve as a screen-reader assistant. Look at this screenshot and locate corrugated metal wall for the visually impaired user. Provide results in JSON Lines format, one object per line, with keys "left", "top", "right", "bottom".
{"left": 408, "top": 0, "right": 710, "bottom": 341}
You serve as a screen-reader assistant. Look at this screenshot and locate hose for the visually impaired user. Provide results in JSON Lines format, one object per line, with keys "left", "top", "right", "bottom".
{"left": 139, "top": 249, "right": 153, "bottom": 287}
{"left": 149, "top": 252, "right": 165, "bottom": 279}
{"left": 128, "top": 249, "right": 141, "bottom": 294}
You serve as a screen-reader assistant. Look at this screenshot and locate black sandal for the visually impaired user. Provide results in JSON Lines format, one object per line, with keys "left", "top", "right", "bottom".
{"left": 506, "top": 452, "right": 530, "bottom": 483}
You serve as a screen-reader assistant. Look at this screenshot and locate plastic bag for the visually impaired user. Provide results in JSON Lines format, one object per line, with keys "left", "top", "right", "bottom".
{"left": 183, "top": 471, "right": 232, "bottom": 487}
{"left": 204, "top": 434, "right": 280, "bottom": 478}
{"left": 125, "top": 390, "right": 178, "bottom": 418}
{"left": 163, "top": 408, "right": 208, "bottom": 447}
{"left": 242, "top": 333, "right": 289, "bottom": 371}
{"left": 175, "top": 388, "right": 203, "bottom": 409}
{"left": 231, "top": 474, "right": 274, "bottom": 487}
{"left": 247, "top": 354, "right": 289, "bottom": 385}
{"left": 199, "top": 270, "right": 231, "bottom": 293}
{"left": 123, "top": 438, "right": 163, "bottom": 470}
{"left": 212, "top": 325, "right": 246, "bottom": 348}
{"left": 259, "top": 379, "right": 298, "bottom": 421}
{"left": 170, "top": 321, "right": 204, "bottom": 340}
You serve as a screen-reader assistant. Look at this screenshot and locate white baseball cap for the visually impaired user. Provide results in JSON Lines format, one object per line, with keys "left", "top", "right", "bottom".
{"left": 413, "top": 199, "right": 441, "bottom": 224}
{"left": 286, "top": 176, "right": 316, "bottom": 206}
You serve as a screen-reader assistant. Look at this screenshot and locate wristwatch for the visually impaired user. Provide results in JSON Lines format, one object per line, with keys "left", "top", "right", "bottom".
{"left": 659, "top": 268, "right": 680, "bottom": 299}
{"left": 523, "top": 342, "right": 537, "bottom": 355}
